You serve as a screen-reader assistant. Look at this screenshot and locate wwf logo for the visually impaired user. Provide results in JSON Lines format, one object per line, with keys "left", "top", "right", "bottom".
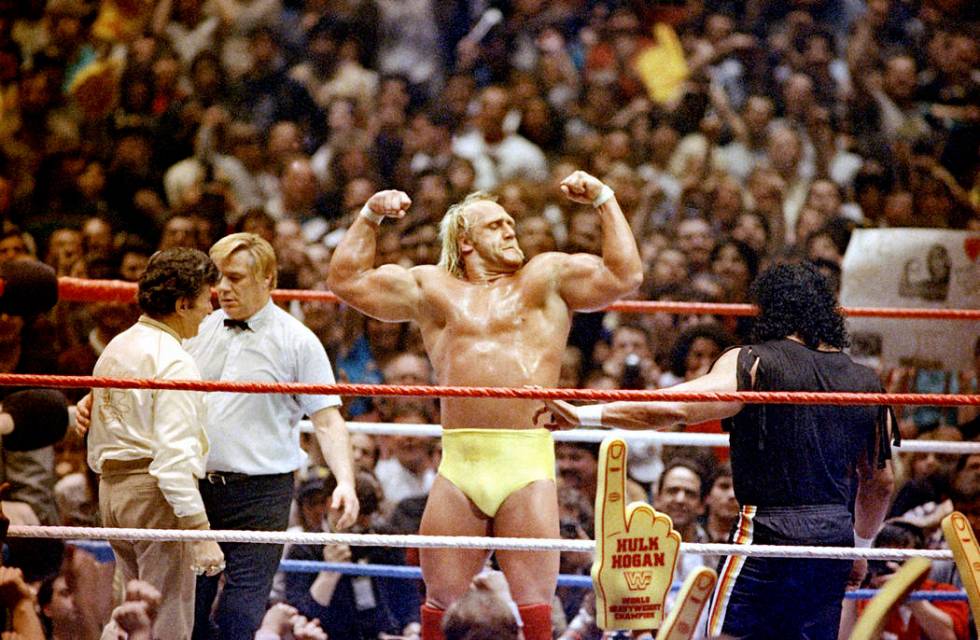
{"left": 623, "top": 571, "right": 653, "bottom": 591}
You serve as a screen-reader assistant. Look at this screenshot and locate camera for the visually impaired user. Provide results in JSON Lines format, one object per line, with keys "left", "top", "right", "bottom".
{"left": 865, "top": 559, "right": 893, "bottom": 584}
{"left": 620, "top": 353, "right": 643, "bottom": 389}
{"left": 560, "top": 519, "right": 581, "bottom": 539}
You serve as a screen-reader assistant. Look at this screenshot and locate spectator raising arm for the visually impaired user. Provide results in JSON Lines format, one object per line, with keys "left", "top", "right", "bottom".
{"left": 0, "top": 567, "right": 45, "bottom": 639}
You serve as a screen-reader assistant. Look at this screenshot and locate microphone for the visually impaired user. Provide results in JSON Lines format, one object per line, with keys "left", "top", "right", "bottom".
{"left": 1, "top": 389, "right": 70, "bottom": 451}
{"left": 462, "top": 8, "right": 503, "bottom": 44}
{"left": 0, "top": 259, "right": 59, "bottom": 316}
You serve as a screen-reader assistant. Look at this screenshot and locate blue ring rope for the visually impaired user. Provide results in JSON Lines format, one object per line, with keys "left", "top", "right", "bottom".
{"left": 68, "top": 541, "right": 966, "bottom": 601}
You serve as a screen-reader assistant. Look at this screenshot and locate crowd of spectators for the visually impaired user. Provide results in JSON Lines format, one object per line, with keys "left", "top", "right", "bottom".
{"left": 0, "top": 0, "right": 977, "bottom": 637}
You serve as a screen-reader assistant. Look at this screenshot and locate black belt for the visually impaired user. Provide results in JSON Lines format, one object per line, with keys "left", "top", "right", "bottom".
{"left": 203, "top": 470, "right": 291, "bottom": 485}
{"left": 204, "top": 470, "right": 252, "bottom": 485}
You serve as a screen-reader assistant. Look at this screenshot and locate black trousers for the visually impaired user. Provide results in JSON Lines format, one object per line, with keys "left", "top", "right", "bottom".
{"left": 192, "top": 472, "right": 293, "bottom": 640}
{"left": 711, "top": 504, "right": 853, "bottom": 640}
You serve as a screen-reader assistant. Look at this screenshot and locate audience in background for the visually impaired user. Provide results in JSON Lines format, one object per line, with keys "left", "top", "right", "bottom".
{"left": 0, "top": 0, "right": 976, "bottom": 635}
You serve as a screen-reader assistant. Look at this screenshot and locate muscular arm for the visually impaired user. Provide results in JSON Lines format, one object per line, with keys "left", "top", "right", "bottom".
{"left": 311, "top": 407, "right": 355, "bottom": 487}
{"left": 310, "top": 406, "right": 359, "bottom": 528}
{"left": 328, "top": 191, "right": 422, "bottom": 322}
{"left": 591, "top": 348, "right": 744, "bottom": 429}
{"left": 854, "top": 413, "right": 895, "bottom": 540}
{"left": 556, "top": 174, "right": 643, "bottom": 311}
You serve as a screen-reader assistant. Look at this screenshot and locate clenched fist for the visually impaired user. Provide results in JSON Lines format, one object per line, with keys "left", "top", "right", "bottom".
{"left": 560, "top": 171, "right": 606, "bottom": 204}
{"left": 364, "top": 190, "right": 412, "bottom": 221}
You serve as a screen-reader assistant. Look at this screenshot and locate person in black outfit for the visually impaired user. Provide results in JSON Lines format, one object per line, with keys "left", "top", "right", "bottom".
{"left": 545, "top": 261, "right": 897, "bottom": 640}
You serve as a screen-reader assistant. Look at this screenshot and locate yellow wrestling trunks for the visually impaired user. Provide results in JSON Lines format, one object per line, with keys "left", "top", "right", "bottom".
{"left": 438, "top": 428, "right": 556, "bottom": 517}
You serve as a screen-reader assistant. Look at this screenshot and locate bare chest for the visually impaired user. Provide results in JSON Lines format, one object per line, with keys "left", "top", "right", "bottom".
{"left": 439, "top": 280, "right": 564, "bottom": 335}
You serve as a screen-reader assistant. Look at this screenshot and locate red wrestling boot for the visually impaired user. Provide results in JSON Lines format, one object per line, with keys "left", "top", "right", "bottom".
{"left": 421, "top": 603, "right": 446, "bottom": 640}
{"left": 518, "top": 603, "right": 553, "bottom": 640}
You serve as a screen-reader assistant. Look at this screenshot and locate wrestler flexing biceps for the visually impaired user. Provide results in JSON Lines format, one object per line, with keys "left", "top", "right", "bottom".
{"left": 328, "top": 171, "right": 643, "bottom": 640}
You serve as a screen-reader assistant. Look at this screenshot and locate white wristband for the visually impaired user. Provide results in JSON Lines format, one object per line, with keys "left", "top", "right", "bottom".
{"left": 854, "top": 532, "right": 874, "bottom": 548}
{"left": 359, "top": 204, "right": 384, "bottom": 226}
{"left": 577, "top": 404, "right": 603, "bottom": 427}
{"left": 592, "top": 184, "right": 615, "bottom": 208}
{"left": 505, "top": 600, "right": 524, "bottom": 628}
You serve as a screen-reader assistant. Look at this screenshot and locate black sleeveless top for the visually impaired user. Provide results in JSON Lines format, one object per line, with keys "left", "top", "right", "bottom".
{"left": 722, "top": 339, "right": 897, "bottom": 510}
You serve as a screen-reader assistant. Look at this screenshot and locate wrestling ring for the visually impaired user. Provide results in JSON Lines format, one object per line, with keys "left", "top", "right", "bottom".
{"left": 7, "top": 277, "right": 980, "bottom": 620}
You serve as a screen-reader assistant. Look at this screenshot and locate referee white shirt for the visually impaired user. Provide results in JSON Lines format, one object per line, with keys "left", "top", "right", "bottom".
{"left": 184, "top": 300, "right": 342, "bottom": 475}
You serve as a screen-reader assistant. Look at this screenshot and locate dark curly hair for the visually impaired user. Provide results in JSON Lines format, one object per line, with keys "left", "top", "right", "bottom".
{"left": 750, "top": 261, "right": 848, "bottom": 349}
{"left": 137, "top": 248, "right": 219, "bottom": 318}
{"left": 669, "top": 322, "right": 736, "bottom": 378}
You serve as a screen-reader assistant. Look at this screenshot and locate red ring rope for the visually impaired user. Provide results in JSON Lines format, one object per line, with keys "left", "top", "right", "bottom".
{"left": 1, "top": 374, "right": 976, "bottom": 406}
{"left": 56, "top": 277, "right": 980, "bottom": 320}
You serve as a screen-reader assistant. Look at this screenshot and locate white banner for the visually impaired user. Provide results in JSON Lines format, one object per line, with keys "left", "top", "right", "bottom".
{"left": 840, "top": 228, "right": 980, "bottom": 370}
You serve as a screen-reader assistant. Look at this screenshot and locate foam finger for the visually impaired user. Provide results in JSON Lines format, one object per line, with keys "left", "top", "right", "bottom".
{"left": 847, "top": 557, "right": 931, "bottom": 640}
{"left": 625, "top": 501, "right": 657, "bottom": 530}
{"left": 597, "top": 438, "right": 629, "bottom": 539}
{"left": 649, "top": 511, "right": 673, "bottom": 538}
{"left": 942, "top": 512, "right": 980, "bottom": 630}
{"left": 656, "top": 567, "right": 717, "bottom": 640}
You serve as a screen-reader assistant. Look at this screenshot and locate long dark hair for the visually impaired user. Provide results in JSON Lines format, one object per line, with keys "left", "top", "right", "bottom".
{"left": 750, "top": 261, "right": 848, "bottom": 349}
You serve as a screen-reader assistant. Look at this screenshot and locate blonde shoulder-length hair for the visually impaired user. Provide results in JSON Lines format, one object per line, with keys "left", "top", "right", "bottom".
{"left": 437, "top": 191, "right": 498, "bottom": 278}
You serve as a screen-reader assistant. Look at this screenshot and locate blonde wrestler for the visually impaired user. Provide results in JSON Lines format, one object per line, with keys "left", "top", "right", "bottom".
{"left": 328, "top": 171, "right": 643, "bottom": 640}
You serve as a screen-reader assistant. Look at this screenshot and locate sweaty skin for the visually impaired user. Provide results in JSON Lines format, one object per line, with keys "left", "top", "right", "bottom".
{"left": 412, "top": 252, "right": 579, "bottom": 430}
{"left": 328, "top": 171, "right": 643, "bottom": 614}
{"left": 329, "top": 174, "right": 643, "bottom": 433}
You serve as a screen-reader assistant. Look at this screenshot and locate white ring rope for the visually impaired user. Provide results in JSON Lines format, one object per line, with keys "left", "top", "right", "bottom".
{"left": 8, "top": 525, "right": 954, "bottom": 561}
{"left": 333, "top": 422, "right": 980, "bottom": 454}
{"left": 74, "top": 409, "right": 971, "bottom": 453}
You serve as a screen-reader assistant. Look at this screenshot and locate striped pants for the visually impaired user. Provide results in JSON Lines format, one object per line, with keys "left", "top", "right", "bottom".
{"left": 707, "top": 504, "right": 853, "bottom": 640}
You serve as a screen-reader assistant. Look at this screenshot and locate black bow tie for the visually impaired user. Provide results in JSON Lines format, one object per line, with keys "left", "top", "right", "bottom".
{"left": 223, "top": 318, "right": 251, "bottom": 331}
